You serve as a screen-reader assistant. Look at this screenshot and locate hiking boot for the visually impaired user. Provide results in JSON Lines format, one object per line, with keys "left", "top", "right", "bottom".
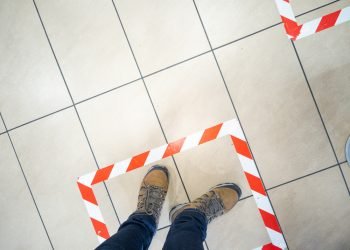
{"left": 170, "top": 183, "right": 241, "bottom": 223}
{"left": 135, "top": 165, "right": 169, "bottom": 224}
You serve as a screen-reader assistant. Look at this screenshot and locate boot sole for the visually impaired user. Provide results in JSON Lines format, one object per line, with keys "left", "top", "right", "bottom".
{"left": 169, "top": 203, "right": 188, "bottom": 222}
{"left": 209, "top": 182, "right": 242, "bottom": 199}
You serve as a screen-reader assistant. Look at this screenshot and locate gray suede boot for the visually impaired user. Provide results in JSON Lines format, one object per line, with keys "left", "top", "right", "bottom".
{"left": 170, "top": 183, "right": 241, "bottom": 223}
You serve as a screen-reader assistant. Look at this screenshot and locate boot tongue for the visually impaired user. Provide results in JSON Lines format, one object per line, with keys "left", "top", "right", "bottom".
{"left": 206, "top": 192, "right": 224, "bottom": 222}
{"left": 140, "top": 185, "right": 167, "bottom": 222}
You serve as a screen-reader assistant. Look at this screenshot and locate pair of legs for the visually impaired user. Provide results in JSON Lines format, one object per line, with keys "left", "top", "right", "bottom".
{"left": 96, "top": 165, "right": 242, "bottom": 250}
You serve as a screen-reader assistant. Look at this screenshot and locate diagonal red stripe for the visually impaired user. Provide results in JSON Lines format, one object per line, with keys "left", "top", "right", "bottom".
{"left": 244, "top": 172, "right": 266, "bottom": 195}
{"left": 91, "top": 217, "right": 110, "bottom": 239}
{"left": 259, "top": 209, "right": 282, "bottom": 233}
{"left": 281, "top": 16, "right": 301, "bottom": 39}
{"left": 230, "top": 135, "right": 252, "bottom": 159}
{"left": 316, "top": 10, "right": 341, "bottom": 32}
{"left": 262, "top": 243, "right": 282, "bottom": 250}
{"left": 163, "top": 137, "right": 185, "bottom": 158}
{"left": 77, "top": 182, "right": 97, "bottom": 205}
{"left": 199, "top": 123, "right": 223, "bottom": 144}
{"left": 91, "top": 164, "right": 114, "bottom": 185}
{"left": 126, "top": 151, "right": 150, "bottom": 172}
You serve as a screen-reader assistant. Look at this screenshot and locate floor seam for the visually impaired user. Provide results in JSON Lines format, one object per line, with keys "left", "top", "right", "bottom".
{"left": 4, "top": 0, "right": 343, "bottom": 134}
{"left": 267, "top": 162, "right": 340, "bottom": 191}
{"left": 290, "top": 41, "right": 350, "bottom": 196}
{"left": 32, "top": 0, "right": 121, "bottom": 225}
{"left": 192, "top": 0, "right": 291, "bottom": 248}
{"left": 111, "top": 0, "right": 193, "bottom": 205}
{"left": 0, "top": 113, "right": 54, "bottom": 249}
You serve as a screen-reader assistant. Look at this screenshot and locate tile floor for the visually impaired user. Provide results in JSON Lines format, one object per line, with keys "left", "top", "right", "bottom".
{"left": 1, "top": 0, "right": 350, "bottom": 249}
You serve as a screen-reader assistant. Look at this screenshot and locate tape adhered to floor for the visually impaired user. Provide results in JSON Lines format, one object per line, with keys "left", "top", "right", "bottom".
{"left": 275, "top": 0, "right": 350, "bottom": 40}
{"left": 77, "top": 119, "right": 287, "bottom": 249}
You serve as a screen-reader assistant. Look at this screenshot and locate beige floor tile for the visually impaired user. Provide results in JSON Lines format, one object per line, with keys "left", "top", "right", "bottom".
{"left": 207, "top": 197, "right": 270, "bottom": 250}
{"left": 0, "top": 0, "right": 71, "bottom": 129}
{"left": 113, "top": 0, "right": 209, "bottom": 75}
{"left": 174, "top": 136, "right": 251, "bottom": 200}
{"left": 295, "top": 0, "right": 350, "bottom": 23}
{"left": 77, "top": 82, "right": 188, "bottom": 228}
{"left": 0, "top": 135, "right": 52, "bottom": 250}
{"left": 34, "top": 0, "right": 139, "bottom": 102}
{"left": 341, "top": 163, "right": 350, "bottom": 187}
{"left": 0, "top": 120, "right": 5, "bottom": 133}
{"left": 295, "top": 10, "right": 350, "bottom": 162}
{"left": 292, "top": 0, "right": 335, "bottom": 15}
{"left": 146, "top": 53, "right": 235, "bottom": 142}
{"left": 268, "top": 167, "right": 350, "bottom": 249}
{"left": 150, "top": 227, "right": 207, "bottom": 249}
{"left": 195, "top": 0, "right": 280, "bottom": 48}
{"left": 150, "top": 227, "right": 169, "bottom": 250}
{"left": 76, "top": 81, "right": 165, "bottom": 167}
{"left": 215, "top": 26, "right": 336, "bottom": 188}
{"left": 9, "top": 108, "right": 118, "bottom": 249}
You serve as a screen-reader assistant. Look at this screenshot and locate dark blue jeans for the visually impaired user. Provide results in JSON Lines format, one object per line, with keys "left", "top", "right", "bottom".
{"left": 96, "top": 209, "right": 207, "bottom": 250}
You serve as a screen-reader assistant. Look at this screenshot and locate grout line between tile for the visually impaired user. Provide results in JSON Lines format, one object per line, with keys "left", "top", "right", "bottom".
{"left": 290, "top": 41, "right": 350, "bottom": 197}
{"left": 32, "top": 0, "right": 121, "bottom": 225}
{"left": 295, "top": 0, "right": 340, "bottom": 18}
{"left": 4, "top": 0, "right": 342, "bottom": 136}
{"left": 143, "top": 50, "right": 212, "bottom": 78}
{"left": 267, "top": 162, "right": 339, "bottom": 191}
{"left": 75, "top": 77, "right": 141, "bottom": 105}
{"left": 4, "top": 0, "right": 342, "bottom": 133}
{"left": 213, "top": 22, "right": 282, "bottom": 51}
{"left": 157, "top": 224, "right": 171, "bottom": 232}
{"left": 7, "top": 105, "right": 74, "bottom": 133}
{"left": 0, "top": 113, "right": 54, "bottom": 249}
{"left": 192, "top": 0, "right": 290, "bottom": 248}
{"left": 111, "top": 0, "right": 192, "bottom": 204}
{"left": 204, "top": 240, "right": 210, "bottom": 250}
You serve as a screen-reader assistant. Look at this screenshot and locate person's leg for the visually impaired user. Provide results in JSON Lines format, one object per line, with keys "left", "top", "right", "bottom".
{"left": 96, "top": 165, "right": 169, "bottom": 250}
{"left": 96, "top": 213, "right": 156, "bottom": 250}
{"left": 163, "top": 209, "right": 207, "bottom": 250}
{"left": 163, "top": 183, "right": 241, "bottom": 250}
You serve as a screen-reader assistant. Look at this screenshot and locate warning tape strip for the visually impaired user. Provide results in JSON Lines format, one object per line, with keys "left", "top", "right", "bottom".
{"left": 77, "top": 119, "right": 287, "bottom": 249}
{"left": 275, "top": 0, "right": 350, "bottom": 40}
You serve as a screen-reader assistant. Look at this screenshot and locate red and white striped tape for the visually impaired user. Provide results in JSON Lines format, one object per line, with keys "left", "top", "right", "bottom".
{"left": 275, "top": 0, "right": 350, "bottom": 40}
{"left": 77, "top": 119, "right": 287, "bottom": 249}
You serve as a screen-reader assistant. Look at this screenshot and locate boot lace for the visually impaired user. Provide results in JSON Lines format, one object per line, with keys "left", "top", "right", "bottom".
{"left": 136, "top": 184, "right": 167, "bottom": 223}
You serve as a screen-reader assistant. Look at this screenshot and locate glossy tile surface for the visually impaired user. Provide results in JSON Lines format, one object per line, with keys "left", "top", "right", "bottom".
{"left": 2, "top": 0, "right": 349, "bottom": 249}
{"left": 295, "top": 0, "right": 350, "bottom": 23}
{"left": 114, "top": 0, "right": 209, "bottom": 75}
{"left": 207, "top": 197, "right": 270, "bottom": 250}
{"left": 146, "top": 53, "right": 235, "bottom": 142}
{"left": 0, "top": 120, "right": 5, "bottom": 133}
{"left": 0, "top": 135, "right": 52, "bottom": 250}
{"left": 195, "top": 0, "right": 280, "bottom": 48}
{"left": 34, "top": 0, "right": 139, "bottom": 102}
{"left": 9, "top": 109, "right": 119, "bottom": 249}
{"left": 174, "top": 136, "right": 251, "bottom": 200}
{"left": 341, "top": 163, "right": 350, "bottom": 187}
{"left": 268, "top": 168, "right": 350, "bottom": 249}
{"left": 295, "top": 11, "right": 350, "bottom": 162}
{"left": 292, "top": 0, "right": 335, "bottom": 15}
{"left": 77, "top": 82, "right": 188, "bottom": 228}
{"left": 215, "top": 26, "right": 336, "bottom": 188}
{"left": 0, "top": 0, "right": 71, "bottom": 129}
